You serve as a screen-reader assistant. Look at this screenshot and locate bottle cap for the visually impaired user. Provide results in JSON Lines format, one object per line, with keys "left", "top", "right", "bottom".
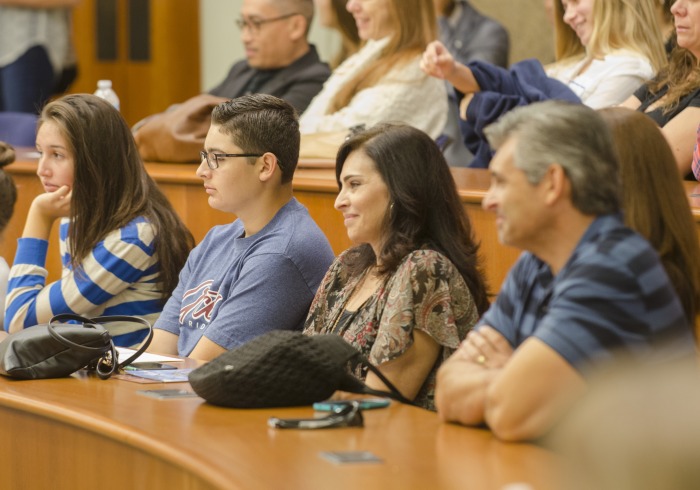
{"left": 97, "top": 80, "right": 112, "bottom": 89}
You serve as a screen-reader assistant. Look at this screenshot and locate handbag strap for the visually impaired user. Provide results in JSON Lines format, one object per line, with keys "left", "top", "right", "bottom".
{"left": 358, "top": 359, "right": 415, "bottom": 406}
{"left": 47, "top": 313, "right": 118, "bottom": 380}
{"left": 89, "top": 315, "right": 154, "bottom": 369}
{"left": 47, "top": 313, "right": 112, "bottom": 353}
{"left": 47, "top": 313, "right": 154, "bottom": 376}
{"left": 340, "top": 350, "right": 414, "bottom": 405}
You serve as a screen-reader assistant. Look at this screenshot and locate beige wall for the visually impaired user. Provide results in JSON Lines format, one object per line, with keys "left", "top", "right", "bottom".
{"left": 199, "top": 0, "right": 554, "bottom": 90}
{"left": 471, "top": 0, "right": 554, "bottom": 64}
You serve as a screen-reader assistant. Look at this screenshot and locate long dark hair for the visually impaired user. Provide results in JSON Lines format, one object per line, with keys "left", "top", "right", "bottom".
{"left": 39, "top": 94, "right": 194, "bottom": 302}
{"left": 599, "top": 107, "right": 700, "bottom": 325}
{"left": 335, "top": 124, "right": 490, "bottom": 315}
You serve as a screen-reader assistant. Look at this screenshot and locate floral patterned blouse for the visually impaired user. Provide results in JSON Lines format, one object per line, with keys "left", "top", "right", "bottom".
{"left": 303, "top": 248, "right": 479, "bottom": 410}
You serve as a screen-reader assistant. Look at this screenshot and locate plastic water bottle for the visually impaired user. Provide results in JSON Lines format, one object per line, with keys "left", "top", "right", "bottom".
{"left": 94, "top": 80, "right": 120, "bottom": 111}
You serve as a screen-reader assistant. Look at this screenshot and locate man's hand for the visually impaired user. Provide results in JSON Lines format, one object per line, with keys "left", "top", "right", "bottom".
{"left": 435, "top": 326, "right": 513, "bottom": 426}
{"left": 456, "top": 326, "right": 514, "bottom": 369}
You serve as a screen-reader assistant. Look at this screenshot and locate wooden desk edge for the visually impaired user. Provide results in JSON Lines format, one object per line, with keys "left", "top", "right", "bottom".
{"left": 10, "top": 157, "right": 700, "bottom": 215}
{"left": 0, "top": 380, "right": 232, "bottom": 489}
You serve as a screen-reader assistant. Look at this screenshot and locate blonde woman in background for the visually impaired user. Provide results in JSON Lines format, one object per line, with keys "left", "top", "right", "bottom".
{"left": 300, "top": 0, "right": 447, "bottom": 139}
{"left": 424, "top": 0, "right": 666, "bottom": 110}
{"left": 546, "top": 0, "right": 667, "bottom": 108}
{"left": 420, "top": 0, "right": 667, "bottom": 167}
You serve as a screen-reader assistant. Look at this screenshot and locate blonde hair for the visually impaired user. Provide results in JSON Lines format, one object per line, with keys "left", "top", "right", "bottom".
{"left": 553, "top": 0, "right": 667, "bottom": 72}
{"left": 327, "top": 0, "right": 360, "bottom": 69}
{"left": 553, "top": 0, "right": 585, "bottom": 61}
{"left": 328, "top": 0, "right": 436, "bottom": 113}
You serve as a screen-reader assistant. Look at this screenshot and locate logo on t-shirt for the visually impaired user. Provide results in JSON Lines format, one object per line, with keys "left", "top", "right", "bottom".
{"left": 179, "top": 280, "right": 223, "bottom": 326}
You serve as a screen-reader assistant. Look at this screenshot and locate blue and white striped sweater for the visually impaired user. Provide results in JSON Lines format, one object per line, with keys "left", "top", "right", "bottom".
{"left": 4, "top": 216, "right": 162, "bottom": 346}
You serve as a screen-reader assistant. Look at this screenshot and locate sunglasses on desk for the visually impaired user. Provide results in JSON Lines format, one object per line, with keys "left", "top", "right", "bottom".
{"left": 268, "top": 401, "right": 364, "bottom": 430}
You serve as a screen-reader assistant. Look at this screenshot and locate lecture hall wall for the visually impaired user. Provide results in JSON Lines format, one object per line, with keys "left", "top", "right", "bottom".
{"left": 200, "top": 0, "right": 554, "bottom": 91}
{"left": 67, "top": 0, "right": 552, "bottom": 126}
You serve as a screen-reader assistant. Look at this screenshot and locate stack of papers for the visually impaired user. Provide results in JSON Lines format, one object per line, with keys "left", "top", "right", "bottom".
{"left": 115, "top": 348, "right": 183, "bottom": 364}
{"left": 113, "top": 348, "right": 189, "bottom": 383}
{"left": 124, "top": 369, "right": 193, "bottom": 383}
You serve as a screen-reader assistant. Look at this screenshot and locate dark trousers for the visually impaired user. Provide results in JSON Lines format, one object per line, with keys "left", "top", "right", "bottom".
{"left": 0, "top": 45, "right": 55, "bottom": 113}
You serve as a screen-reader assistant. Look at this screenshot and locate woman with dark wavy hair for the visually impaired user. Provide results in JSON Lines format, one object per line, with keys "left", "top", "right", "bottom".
{"left": 303, "top": 123, "right": 489, "bottom": 410}
{"left": 621, "top": 0, "right": 700, "bottom": 176}
{"left": 4, "top": 94, "right": 194, "bottom": 345}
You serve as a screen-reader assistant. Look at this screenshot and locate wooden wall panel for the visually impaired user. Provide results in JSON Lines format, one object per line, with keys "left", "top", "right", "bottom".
{"left": 70, "top": 0, "right": 201, "bottom": 126}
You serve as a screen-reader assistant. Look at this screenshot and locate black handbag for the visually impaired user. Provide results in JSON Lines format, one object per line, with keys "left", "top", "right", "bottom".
{"left": 188, "top": 330, "right": 413, "bottom": 408}
{"left": 0, "top": 313, "right": 153, "bottom": 380}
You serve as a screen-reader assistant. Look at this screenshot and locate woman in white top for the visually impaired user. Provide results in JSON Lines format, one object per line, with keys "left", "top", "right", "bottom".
{"left": 0, "top": 142, "right": 17, "bottom": 326}
{"left": 422, "top": 0, "right": 667, "bottom": 110}
{"left": 547, "top": 0, "right": 667, "bottom": 108}
{"left": 300, "top": 0, "right": 447, "bottom": 139}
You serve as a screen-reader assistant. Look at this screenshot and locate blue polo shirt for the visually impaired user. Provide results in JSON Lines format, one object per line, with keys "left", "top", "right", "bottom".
{"left": 479, "top": 214, "right": 693, "bottom": 373}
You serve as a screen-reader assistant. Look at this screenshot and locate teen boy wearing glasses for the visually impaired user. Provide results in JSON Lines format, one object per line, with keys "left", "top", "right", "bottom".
{"left": 149, "top": 94, "right": 335, "bottom": 361}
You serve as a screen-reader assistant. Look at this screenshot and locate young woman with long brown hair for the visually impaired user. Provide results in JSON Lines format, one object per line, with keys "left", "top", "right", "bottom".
{"left": 599, "top": 106, "right": 700, "bottom": 328}
{"left": 4, "top": 94, "right": 194, "bottom": 345}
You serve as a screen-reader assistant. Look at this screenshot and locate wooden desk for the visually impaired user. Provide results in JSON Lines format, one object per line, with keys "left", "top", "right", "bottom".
{"left": 5, "top": 153, "right": 700, "bottom": 295}
{"left": 0, "top": 371, "right": 560, "bottom": 489}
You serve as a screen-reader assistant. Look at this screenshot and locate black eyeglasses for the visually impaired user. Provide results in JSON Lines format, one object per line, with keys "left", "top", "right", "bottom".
{"left": 235, "top": 13, "right": 299, "bottom": 33}
{"left": 200, "top": 150, "right": 263, "bottom": 170}
{"left": 267, "top": 401, "right": 364, "bottom": 429}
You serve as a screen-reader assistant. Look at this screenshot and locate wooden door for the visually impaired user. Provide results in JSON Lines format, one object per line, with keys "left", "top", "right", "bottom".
{"left": 70, "top": 0, "right": 201, "bottom": 126}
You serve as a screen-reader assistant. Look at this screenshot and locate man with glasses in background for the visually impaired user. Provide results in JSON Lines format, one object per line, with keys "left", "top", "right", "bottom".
{"left": 132, "top": 0, "right": 329, "bottom": 161}
{"left": 149, "top": 94, "right": 334, "bottom": 361}
{"left": 208, "top": 0, "right": 330, "bottom": 112}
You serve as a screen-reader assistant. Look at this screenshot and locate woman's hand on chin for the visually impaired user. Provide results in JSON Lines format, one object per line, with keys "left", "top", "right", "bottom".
{"left": 23, "top": 185, "right": 72, "bottom": 240}
{"left": 34, "top": 185, "right": 72, "bottom": 220}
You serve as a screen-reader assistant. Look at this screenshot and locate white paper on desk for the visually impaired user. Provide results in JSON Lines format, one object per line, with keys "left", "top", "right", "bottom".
{"left": 116, "top": 347, "right": 183, "bottom": 363}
